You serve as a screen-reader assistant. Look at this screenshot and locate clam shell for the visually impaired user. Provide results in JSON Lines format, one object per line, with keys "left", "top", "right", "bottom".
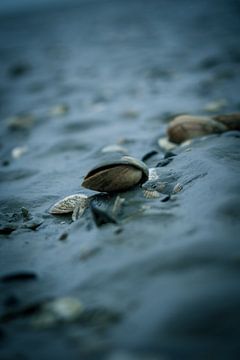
{"left": 50, "top": 194, "right": 89, "bottom": 214}
{"left": 213, "top": 113, "right": 240, "bottom": 131}
{"left": 82, "top": 156, "right": 149, "bottom": 193}
{"left": 167, "top": 115, "right": 227, "bottom": 144}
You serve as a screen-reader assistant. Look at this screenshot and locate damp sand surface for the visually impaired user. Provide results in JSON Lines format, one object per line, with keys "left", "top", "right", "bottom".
{"left": 0, "top": 0, "right": 240, "bottom": 359}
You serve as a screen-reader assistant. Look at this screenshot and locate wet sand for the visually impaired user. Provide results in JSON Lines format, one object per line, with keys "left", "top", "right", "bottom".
{"left": 0, "top": 0, "right": 240, "bottom": 359}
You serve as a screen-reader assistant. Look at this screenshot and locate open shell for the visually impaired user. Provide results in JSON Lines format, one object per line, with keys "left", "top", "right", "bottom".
{"left": 82, "top": 156, "right": 149, "bottom": 193}
{"left": 167, "top": 115, "right": 227, "bottom": 144}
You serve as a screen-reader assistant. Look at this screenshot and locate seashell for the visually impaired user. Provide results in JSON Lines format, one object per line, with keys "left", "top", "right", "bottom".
{"left": 142, "top": 180, "right": 166, "bottom": 193}
{"left": 158, "top": 137, "right": 177, "bottom": 151}
{"left": 213, "top": 113, "right": 240, "bottom": 131}
{"left": 167, "top": 115, "right": 227, "bottom": 144}
{"left": 50, "top": 193, "right": 89, "bottom": 215}
{"left": 11, "top": 146, "right": 28, "bottom": 159}
{"left": 112, "top": 195, "right": 125, "bottom": 216}
{"left": 143, "top": 189, "right": 160, "bottom": 199}
{"left": 172, "top": 183, "right": 183, "bottom": 194}
{"left": 101, "top": 144, "right": 128, "bottom": 154}
{"left": 82, "top": 156, "right": 149, "bottom": 193}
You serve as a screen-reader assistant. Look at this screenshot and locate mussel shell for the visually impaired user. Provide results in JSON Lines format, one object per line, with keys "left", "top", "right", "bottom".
{"left": 82, "top": 156, "right": 149, "bottom": 193}
{"left": 167, "top": 115, "right": 227, "bottom": 144}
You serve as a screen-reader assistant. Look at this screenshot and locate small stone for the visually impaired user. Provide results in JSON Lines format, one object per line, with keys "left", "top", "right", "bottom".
{"left": 161, "top": 195, "right": 171, "bottom": 202}
{"left": 101, "top": 144, "right": 128, "bottom": 154}
{"left": 1, "top": 272, "right": 37, "bottom": 283}
{"left": 156, "top": 158, "right": 172, "bottom": 167}
{"left": 7, "top": 114, "right": 35, "bottom": 130}
{"left": 59, "top": 232, "right": 68, "bottom": 241}
{"left": 79, "top": 246, "right": 101, "bottom": 260}
{"left": 8, "top": 63, "right": 31, "bottom": 78}
{"left": 11, "top": 146, "right": 28, "bottom": 159}
{"left": 49, "top": 104, "right": 69, "bottom": 116}
{"left": 0, "top": 224, "right": 17, "bottom": 235}
{"left": 23, "top": 217, "right": 43, "bottom": 230}
{"left": 32, "top": 297, "right": 84, "bottom": 328}
{"left": 158, "top": 137, "right": 177, "bottom": 151}
{"left": 21, "top": 207, "right": 31, "bottom": 221}
{"left": 91, "top": 204, "right": 117, "bottom": 227}
{"left": 204, "top": 99, "right": 228, "bottom": 112}
{"left": 141, "top": 150, "right": 158, "bottom": 162}
{"left": 121, "top": 109, "right": 139, "bottom": 119}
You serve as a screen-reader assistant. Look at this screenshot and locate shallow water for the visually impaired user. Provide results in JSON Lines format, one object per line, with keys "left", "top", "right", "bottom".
{"left": 0, "top": 0, "right": 240, "bottom": 359}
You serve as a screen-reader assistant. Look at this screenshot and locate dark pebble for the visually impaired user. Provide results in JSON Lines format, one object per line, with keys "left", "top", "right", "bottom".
{"left": 164, "top": 151, "right": 177, "bottom": 159}
{"left": 2, "top": 160, "right": 10, "bottom": 167}
{"left": 141, "top": 150, "right": 158, "bottom": 162}
{"left": 1, "top": 271, "right": 38, "bottom": 283}
{"left": 21, "top": 207, "right": 31, "bottom": 221}
{"left": 90, "top": 204, "right": 117, "bottom": 227}
{"left": 156, "top": 158, "right": 173, "bottom": 167}
{"left": 114, "top": 227, "right": 123, "bottom": 235}
{"left": 161, "top": 195, "right": 171, "bottom": 202}
{"left": 23, "top": 218, "right": 43, "bottom": 230}
{"left": 0, "top": 224, "right": 17, "bottom": 235}
{"left": 8, "top": 63, "right": 31, "bottom": 78}
{"left": 59, "top": 232, "right": 68, "bottom": 241}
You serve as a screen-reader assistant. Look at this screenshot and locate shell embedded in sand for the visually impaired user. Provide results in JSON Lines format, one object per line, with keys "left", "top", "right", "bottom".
{"left": 82, "top": 156, "right": 149, "bottom": 193}
{"left": 143, "top": 189, "right": 161, "bottom": 199}
{"left": 50, "top": 193, "right": 89, "bottom": 215}
{"left": 167, "top": 115, "right": 227, "bottom": 144}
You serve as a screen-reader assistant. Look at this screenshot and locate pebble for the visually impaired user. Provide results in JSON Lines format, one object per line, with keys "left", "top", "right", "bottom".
{"left": 11, "top": 146, "right": 28, "bottom": 159}
{"left": 7, "top": 114, "right": 35, "bottom": 130}
{"left": 204, "top": 99, "right": 228, "bottom": 112}
{"left": 1, "top": 271, "right": 37, "bottom": 283}
{"left": 158, "top": 137, "right": 177, "bottom": 151}
{"left": 101, "top": 144, "right": 128, "bottom": 154}
{"left": 32, "top": 297, "right": 84, "bottom": 328}
{"left": 58, "top": 232, "right": 68, "bottom": 241}
{"left": 49, "top": 104, "right": 69, "bottom": 116}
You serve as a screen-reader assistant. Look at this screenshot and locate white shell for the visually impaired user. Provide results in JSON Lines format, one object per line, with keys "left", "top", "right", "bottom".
{"left": 158, "top": 137, "right": 177, "bottom": 151}
{"left": 172, "top": 183, "right": 183, "bottom": 194}
{"left": 148, "top": 168, "right": 159, "bottom": 181}
{"left": 143, "top": 190, "right": 160, "bottom": 199}
{"left": 101, "top": 144, "right": 128, "bottom": 154}
{"left": 50, "top": 194, "right": 89, "bottom": 214}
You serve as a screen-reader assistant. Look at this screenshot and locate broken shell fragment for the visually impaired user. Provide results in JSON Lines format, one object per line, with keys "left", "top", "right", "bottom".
{"left": 167, "top": 115, "right": 227, "bottom": 144}
{"left": 82, "top": 156, "right": 149, "bottom": 193}
{"left": 213, "top": 113, "right": 240, "bottom": 131}
{"left": 143, "top": 189, "right": 161, "bottom": 199}
{"left": 49, "top": 193, "right": 89, "bottom": 215}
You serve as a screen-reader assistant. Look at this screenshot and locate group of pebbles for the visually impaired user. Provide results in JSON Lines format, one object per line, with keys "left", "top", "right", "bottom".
{"left": 50, "top": 113, "right": 240, "bottom": 222}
